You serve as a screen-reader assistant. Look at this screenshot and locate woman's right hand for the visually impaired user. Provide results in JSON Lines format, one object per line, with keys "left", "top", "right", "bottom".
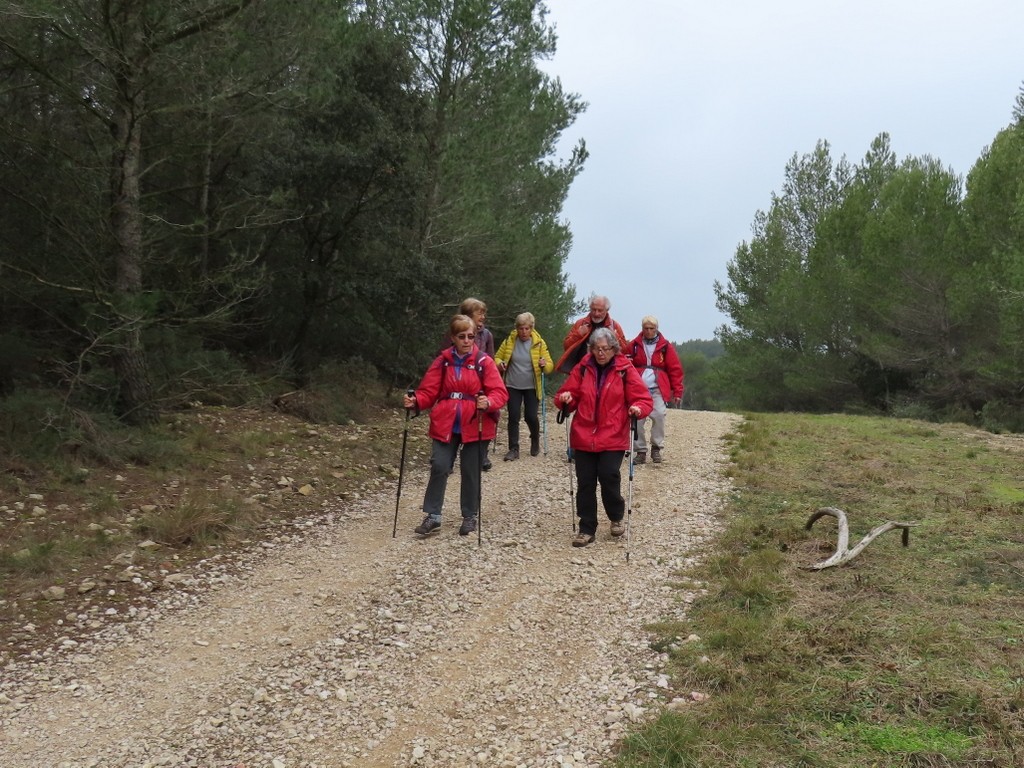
{"left": 558, "top": 392, "right": 572, "bottom": 405}
{"left": 403, "top": 394, "right": 416, "bottom": 409}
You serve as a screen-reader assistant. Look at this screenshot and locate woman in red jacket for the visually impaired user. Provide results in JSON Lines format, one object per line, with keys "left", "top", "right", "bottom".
{"left": 626, "top": 315, "right": 685, "bottom": 464}
{"left": 555, "top": 328, "right": 653, "bottom": 547}
{"left": 404, "top": 315, "right": 508, "bottom": 537}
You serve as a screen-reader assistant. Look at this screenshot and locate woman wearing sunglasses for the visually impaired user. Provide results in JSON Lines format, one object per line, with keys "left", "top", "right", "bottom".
{"left": 555, "top": 327, "right": 652, "bottom": 547}
{"left": 404, "top": 315, "right": 508, "bottom": 537}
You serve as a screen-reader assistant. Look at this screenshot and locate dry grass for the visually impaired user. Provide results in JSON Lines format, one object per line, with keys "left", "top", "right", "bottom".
{"left": 620, "top": 413, "right": 1024, "bottom": 768}
{"left": 0, "top": 400, "right": 426, "bottom": 659}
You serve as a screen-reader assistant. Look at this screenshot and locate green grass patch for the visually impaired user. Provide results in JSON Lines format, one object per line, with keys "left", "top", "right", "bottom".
{"left": 832, "top": 721, "right": 974, "bottom": 757}
{"left": 623, "top": 413, "right": 1024, "bottom": 767}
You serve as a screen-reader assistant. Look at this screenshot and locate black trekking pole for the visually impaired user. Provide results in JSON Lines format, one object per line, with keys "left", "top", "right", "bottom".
{"left": 557, "top": 404, "right": 575, "bottom": 532}
{"left": 626, "top": 415, "right": 638, "bottom": 563}
{"left": 392, "top": 387, "right": 415, "bottom": 538}
{"left": 477, "top": 389, "right": 485, "bottom": 547}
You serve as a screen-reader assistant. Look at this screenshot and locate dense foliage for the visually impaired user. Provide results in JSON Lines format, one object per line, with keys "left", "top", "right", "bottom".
{"left": 0, "top": 0, "right": 585, "bottom": 422}
{"left": 713, "top": 88, "right": 1024, "bottom": 431}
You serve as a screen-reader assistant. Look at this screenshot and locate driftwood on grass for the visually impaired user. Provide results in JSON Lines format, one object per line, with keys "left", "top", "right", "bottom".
{"left": 802, "top": 506, "right": 917, "bottom": 570}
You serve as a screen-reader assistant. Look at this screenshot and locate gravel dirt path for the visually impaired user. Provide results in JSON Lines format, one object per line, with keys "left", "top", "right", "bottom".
{"left": 0, "top": 410, "right": 740, "bottom": 768}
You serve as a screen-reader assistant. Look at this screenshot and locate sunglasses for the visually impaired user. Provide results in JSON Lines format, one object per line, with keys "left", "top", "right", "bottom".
{"left": 591, "top": 346, "right": 613, "bottom": 354}
{"left": 455, "top": 333, "right": 476, "bottom": 340}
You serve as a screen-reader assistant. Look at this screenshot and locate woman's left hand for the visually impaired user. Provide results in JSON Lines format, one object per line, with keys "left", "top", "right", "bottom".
{"left": 477, "top": 394, "right": 490, "bottom": 410}
{"left": 628, "top": 405, "right": 642, "bottom": 417}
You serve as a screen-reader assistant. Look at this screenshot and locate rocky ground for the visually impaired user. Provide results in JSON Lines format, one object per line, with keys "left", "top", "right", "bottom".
{"left": 0, "top": 409, "right": 741, "bottom": 768}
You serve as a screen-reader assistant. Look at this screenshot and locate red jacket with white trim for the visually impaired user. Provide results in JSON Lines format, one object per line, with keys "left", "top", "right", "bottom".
{"left": 626, "top": 333, "right": 685, "bottom": 402}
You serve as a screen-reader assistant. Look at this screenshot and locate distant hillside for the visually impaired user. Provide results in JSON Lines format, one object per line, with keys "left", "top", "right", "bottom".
{"left": 675, "top": 338, "right": 724, "bottom": 360}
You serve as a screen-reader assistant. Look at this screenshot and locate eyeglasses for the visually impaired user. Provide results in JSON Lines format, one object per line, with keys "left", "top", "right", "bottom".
{"left": 455, "top": 333, "right": 475, "bottom": 340}
{"left": 591, "top": 346, "right": 613, "bottom": 354}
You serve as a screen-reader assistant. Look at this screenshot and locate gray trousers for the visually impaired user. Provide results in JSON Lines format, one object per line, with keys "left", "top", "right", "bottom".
{"left": 423, "top": 436, "right": 483, "bottom": 520}
{"left": 633, "top": 387, "right": 666, "bottom": 452}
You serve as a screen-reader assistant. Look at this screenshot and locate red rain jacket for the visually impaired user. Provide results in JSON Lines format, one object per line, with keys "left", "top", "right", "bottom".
{"left": 626, "top": 332, "right": 685, "bottom": 402}
{"left": 412, "top": 347, "right": 508, "bottom": 443}
{"left": 554, "top": 314, "right": 628, "bottom": 374}
{"left": 555, "top": 353, "right": 653, "bottom": 452}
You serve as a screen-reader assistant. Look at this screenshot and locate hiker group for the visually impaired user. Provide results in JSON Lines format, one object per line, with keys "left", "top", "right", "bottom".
{"left": 400, "top": 295, "right": 684, "bottom": 549}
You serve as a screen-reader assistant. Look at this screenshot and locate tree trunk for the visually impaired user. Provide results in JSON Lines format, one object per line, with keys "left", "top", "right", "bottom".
{"left": 109, "top": 35, "right": 157, "bottom": 425}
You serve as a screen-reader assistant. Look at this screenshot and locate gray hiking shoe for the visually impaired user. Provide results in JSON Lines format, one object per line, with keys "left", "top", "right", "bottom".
{"left": 459, "top": 516, "right": 477, "bottom": 536}
{"left": 610, "top": 519, "right": 626, "bottom": 537}
{"left": 651, "top": 446, "right": 663, "bottom": 463}
{"left": 414, "top": 516, "right": 441, "bottom": 535}
{"left": 634, "top": 451, "right": 647, "bottom": 465}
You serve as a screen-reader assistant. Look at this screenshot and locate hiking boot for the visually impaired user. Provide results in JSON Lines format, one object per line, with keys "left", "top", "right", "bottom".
{"left": 530, "top": 435, "right": 540, "bottom": 456}
{"left": 504, "top": 447, "right": 519, "bottom": 461}
{"left": 459, "top": 516, "right": 477, "bottom": 536}
{"left": 634, "top": 451, "right": 647, "bottom": 465}
{"left": 571, "top": 532, "right": 595, "bottom": 548}
{"left": 482, "top": 457, "right": 492, "bottom": 471}
{"left": 651, "top": 446, "right": 663, "bottom": 463}
{"left": 414, "top": 516, "right": 441, "bottom": 535}
{"left": 610, "top": 519, "right": 626, "bottom": 537}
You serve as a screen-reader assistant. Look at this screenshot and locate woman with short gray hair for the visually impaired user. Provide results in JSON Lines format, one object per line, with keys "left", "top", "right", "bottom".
{"left": 555, "top": 328, "right": 652, "bottom": 547}
{"left": 625, "top": 316, "right": 684, "bottom": 464}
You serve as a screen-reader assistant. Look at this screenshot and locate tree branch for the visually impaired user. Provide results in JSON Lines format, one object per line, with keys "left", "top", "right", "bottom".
{"left": 802, "top": 506, "right": 916, "bottom": 570}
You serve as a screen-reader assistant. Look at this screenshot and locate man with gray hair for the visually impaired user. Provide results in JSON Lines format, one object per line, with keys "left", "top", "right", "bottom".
{"left": 555, "top": 294, "right": 628, "bottom": 375}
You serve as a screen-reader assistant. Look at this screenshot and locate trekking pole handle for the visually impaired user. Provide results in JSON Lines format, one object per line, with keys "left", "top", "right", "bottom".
{"left": 556, "top": 401, "right": 570, "bottom": 424}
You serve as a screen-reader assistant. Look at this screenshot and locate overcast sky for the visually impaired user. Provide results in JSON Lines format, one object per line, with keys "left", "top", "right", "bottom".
{"left": 540, "top": 0, "right": 1024, "bottom": 342}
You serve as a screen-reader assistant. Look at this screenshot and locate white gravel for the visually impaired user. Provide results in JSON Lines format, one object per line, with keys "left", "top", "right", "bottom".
{"left": 0, "top": 410, "right": 740, "bottom": 768}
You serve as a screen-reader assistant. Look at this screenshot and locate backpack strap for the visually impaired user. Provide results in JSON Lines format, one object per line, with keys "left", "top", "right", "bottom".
{"left": 441, "top": 349, "right": 489, "bottom": 372}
